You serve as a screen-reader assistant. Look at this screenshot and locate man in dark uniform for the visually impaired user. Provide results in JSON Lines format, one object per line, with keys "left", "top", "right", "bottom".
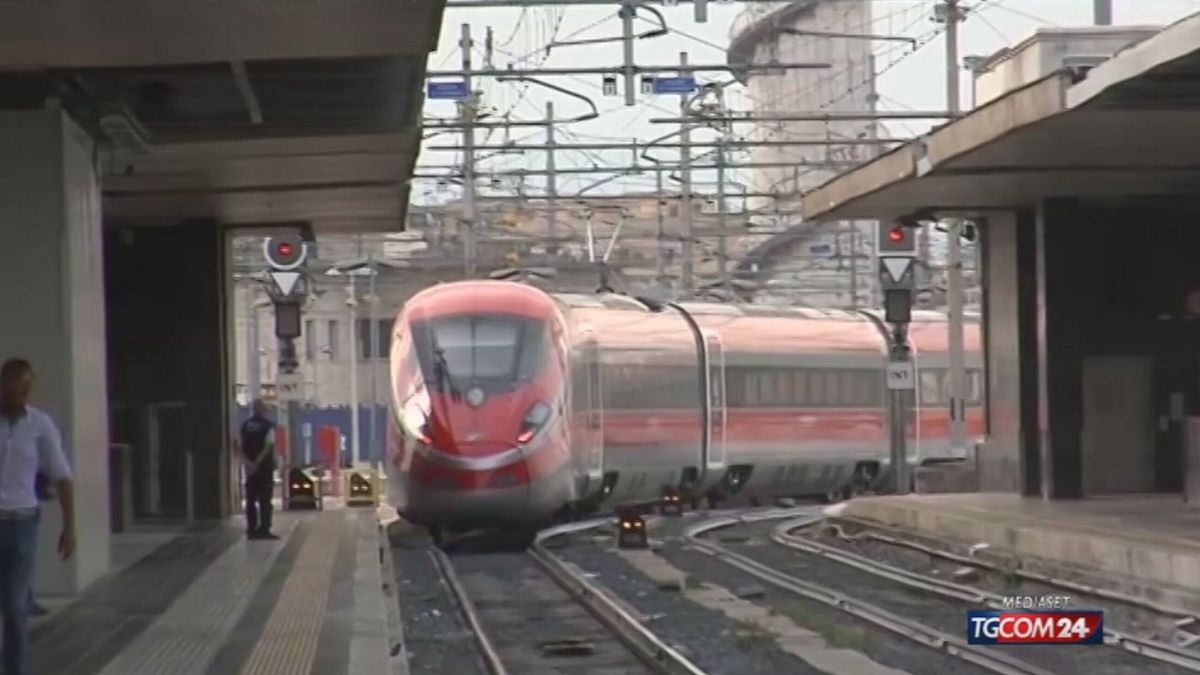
{"left": 239, "top": 399, "right": 278, "bottom": 540}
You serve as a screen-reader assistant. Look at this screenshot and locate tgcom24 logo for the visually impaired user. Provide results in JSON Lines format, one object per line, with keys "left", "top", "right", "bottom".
{"left": 967, "top": 611, "right": 1104, "bottom": 645}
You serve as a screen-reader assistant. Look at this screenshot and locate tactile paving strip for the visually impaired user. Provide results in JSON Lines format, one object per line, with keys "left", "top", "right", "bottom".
{"left": 95, "top": 518, "right": 301, "bottom": 675}
{"left": 240, "top": 511, "right": 342, "bottom": 675}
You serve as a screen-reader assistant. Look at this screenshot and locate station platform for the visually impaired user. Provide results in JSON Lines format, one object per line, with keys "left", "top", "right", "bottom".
{"left": 29, "top": 506, "right": 397, "bottom": 675}
{"left": 835, "top": 493, "right": 1200, "bottom": 610}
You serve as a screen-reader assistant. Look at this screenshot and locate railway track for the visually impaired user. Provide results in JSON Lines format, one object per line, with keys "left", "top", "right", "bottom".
{"left": 682, "top": 510, "right": 1053, "bottom": 675}
{"left": 686, "top": 509, "right": 1200, "bottom": 672}
{"left": 820, "top": 520, "right": 1200, "bottom": 646}
{"left": 774, "top": 517, "right": 1200, "bottom": 672}
{"left": 430, "top": 519, "right": 706, "bottom": 675}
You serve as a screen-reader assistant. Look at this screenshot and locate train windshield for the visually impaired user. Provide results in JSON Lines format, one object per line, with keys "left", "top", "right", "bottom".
{"left": 411, "top": 313, "right": 546, "bottom": 390}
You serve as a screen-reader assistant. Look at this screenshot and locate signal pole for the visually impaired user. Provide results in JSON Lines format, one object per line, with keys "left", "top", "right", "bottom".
{"left": 263, "top": 234, "right": 309, "bottom": 502}
{"left": 367, "top": 255, "right": 380, "bottom": 469}
{"left": 655, "top": 168, "right": 666, "bottom": 287}
{"left": 679, "top": 51, "right": 694, "bottom": 296}
{"left": 714, "top": 86, "right": 729, "bottom": 290}
{"left": 546, "top": 101, "right": 558, "bottom": 253}
{"left": 944, "top": 0, "right": 961, "bottom": 116}
{"left": 245, "top": 285, "right": 260, "bottom": 404}
{"left": 461, "top": 23, "right": 479, "bottom": 277}
{"left": 943, "top": 0, "right": 967, "bottom": 462}
{"left": 348, "top": 275, "right": 360, "bottom": 466}
{"left": 877, "top": 223, "right": 917, "bottom": 494}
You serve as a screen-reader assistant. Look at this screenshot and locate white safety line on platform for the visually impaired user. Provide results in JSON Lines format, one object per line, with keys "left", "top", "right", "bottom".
{"left": 95, "top": 518, "right": 301, "bottom": 675}
{"left": 348, "top": 511, "right": 392, "bottom": 675}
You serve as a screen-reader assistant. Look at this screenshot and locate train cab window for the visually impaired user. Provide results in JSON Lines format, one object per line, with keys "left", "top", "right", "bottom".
{"left": 411, "top": 314, "right": 547, "bottom": 389}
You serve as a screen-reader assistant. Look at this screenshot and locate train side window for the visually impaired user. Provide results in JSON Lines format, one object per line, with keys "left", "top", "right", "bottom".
{"left": 760, "top": 371, "right": 773, "bottom": 405}
{"left": 867, "top": 371, "right": 884, "bottom": 406}
{"left": 920, "top": 371, "right": 942, "bottom": 406}
{"left": 586, "top": 347, "right": 601, "bottom": 426}
{"left": 823, "top": 371, "right": 840, "bottom": 405}
{"left": 792, "top": 371, "right": 807, "bottom": 406}
{"left": 840, "top": 371, "right": 857, "bottom": 406}
{"left": 858, "top": 371, "right": 870, "bottom": 406}
{"left": 774, "top": 372, "right": 791, "bottom": 405}
{"left": 967, "top": 369, "right": 983, "bottom": 404}
{"left": 808, "top": 370, "right": 824, "bottom": 406}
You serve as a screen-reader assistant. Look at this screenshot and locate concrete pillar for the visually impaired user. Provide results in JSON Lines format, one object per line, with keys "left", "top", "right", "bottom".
{"left": 0, "top": 108, "right": 110, "bottom": 594}
{"left": 1034, "top": 198, "right": 1084, "bottom": 499}
{"left": 980, "top": 212, "right": 1031, "bottom": 493}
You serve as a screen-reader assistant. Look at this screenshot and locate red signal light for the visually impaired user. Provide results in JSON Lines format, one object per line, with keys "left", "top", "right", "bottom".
{"left": 277, "top": 242, "right": 294, "bottom": 257}
{"left": 888, "top": 227, "right": 905, "bottom": 243}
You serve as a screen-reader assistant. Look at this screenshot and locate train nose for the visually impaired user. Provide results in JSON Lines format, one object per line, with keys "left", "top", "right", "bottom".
{"left": 403, "top": 442, "right": 539, "bottom": 527}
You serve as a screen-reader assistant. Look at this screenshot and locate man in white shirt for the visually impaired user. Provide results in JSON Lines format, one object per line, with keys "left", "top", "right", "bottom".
{"left": 0, "top": 359, "right": 74, "bottom": 675}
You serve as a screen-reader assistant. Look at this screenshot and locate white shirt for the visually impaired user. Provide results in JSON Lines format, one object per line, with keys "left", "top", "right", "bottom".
{"left": 0, "top": 405, "right": 72, "bottom": 510}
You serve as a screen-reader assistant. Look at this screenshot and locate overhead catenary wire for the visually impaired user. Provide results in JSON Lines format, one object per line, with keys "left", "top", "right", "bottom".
{"left": 414, "top": 0, "right": 1000, "bottom": 306}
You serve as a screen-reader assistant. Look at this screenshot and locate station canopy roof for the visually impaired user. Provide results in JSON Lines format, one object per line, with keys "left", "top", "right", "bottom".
{"left": 0, "top": 0, "right": 447, "bottom": 234}
{"left": 801, "top": 12, "right": 1200, "bottom": 224}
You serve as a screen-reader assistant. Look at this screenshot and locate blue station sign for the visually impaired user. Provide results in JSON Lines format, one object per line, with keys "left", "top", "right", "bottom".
{"left": 652, "top": 76, "right": 697, "bottom": 95}
{"left": 426, "top": 81, "right": 470, "bottom": 100}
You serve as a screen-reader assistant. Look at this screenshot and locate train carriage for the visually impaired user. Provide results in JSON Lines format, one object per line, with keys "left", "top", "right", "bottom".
{"left": 686, "top": 305, "right": 891, "bottom": 503}
{"left": 386, "top": 280, "right": 984, "bottom": 540}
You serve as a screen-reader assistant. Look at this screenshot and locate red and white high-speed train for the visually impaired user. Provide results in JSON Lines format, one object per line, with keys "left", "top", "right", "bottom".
{"left": 386, "top": 280, "right": 983, "bottom": 539}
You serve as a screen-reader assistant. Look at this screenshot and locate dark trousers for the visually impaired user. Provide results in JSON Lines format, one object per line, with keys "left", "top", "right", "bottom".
{"left": 0, "top": 516, "right": 37, "bottom": 675}
{"left": 244, "top": 469, "right": 274, "bottom": 535}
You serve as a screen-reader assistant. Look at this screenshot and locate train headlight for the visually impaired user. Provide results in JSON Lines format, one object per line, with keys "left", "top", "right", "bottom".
{"left": 401, "top": 402, "right": 432, "bottom": 444}
{"left": 516, "top": 401, "right": 552, "bottom": 444}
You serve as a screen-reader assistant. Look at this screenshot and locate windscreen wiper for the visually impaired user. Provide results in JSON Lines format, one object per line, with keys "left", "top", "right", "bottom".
{"left": 430, "top": 337, "right": 462, "bottom": 403}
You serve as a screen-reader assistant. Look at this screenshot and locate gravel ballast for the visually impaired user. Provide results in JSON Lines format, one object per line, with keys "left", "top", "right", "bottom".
{"left": 552, "top": 538, "right": 832, "bottom": 675}
{"left": 388, "top": 527, "right": 485, "bottom": 675}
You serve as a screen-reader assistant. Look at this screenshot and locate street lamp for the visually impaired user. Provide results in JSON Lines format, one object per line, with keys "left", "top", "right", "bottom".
{"left": 326, "top": 261, "right": 382, "bottom": 467}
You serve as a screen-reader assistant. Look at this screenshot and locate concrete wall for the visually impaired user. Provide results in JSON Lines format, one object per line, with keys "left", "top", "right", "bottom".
{"left": 0, "top": 109, "right": 110, "bottom": 594}
{"left": 990, "top": 199, "right": 1200, "bottom": 499}
{"left": 975, "top": 28, "right": 1161, "bottom": 106}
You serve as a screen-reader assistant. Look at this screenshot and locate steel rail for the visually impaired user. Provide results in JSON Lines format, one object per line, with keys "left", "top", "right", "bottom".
{"left": 835, "top": 519, "right": 1200, "bottom": 622}
{"left": 776, "top": 519, "right": 1200, "bottom": 672}
{"left": 684, "top": 514, "right": 1056, "bottom": 675}
{"left": 429, "top": 547, "right": 509, "bottom": 675}
{"left": 531, "top": 518, "right": 710, "bottom": 675}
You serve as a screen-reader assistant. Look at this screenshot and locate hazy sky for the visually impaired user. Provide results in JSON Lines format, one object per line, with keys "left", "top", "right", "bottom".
{"left": 415, "top": 0, "right": 1200, "bottom": 203}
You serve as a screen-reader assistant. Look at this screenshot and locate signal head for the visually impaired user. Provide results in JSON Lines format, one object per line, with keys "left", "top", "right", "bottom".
{"left": 878, "top": 221, "right": 917, "bottom": 254}
{"left": 263, "top": 235, "right": 307, "bottom": 271}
